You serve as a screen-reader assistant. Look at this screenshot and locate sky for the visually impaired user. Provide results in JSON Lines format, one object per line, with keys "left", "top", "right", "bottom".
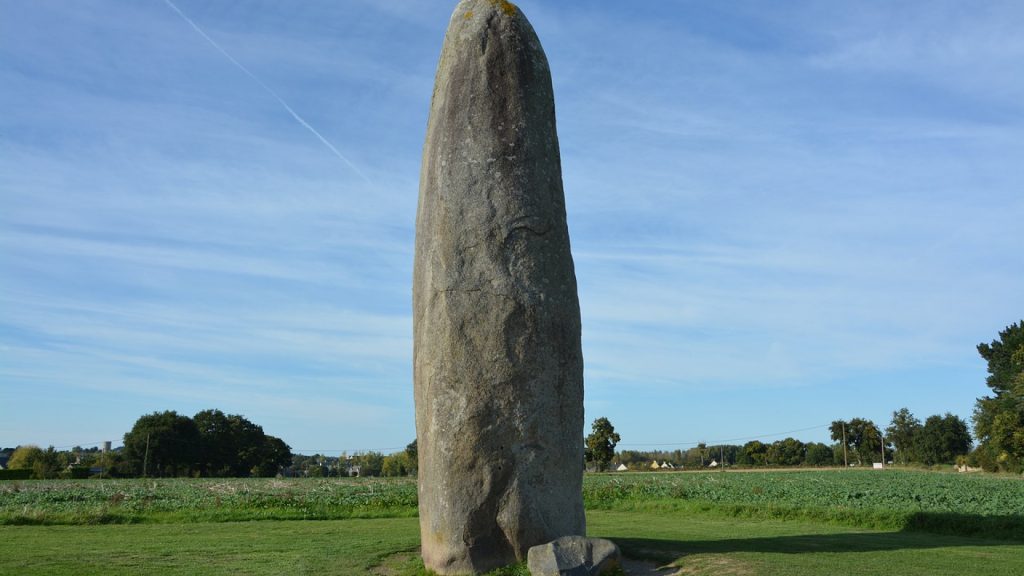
{"left": 2, "top": 0, "right": 1022, "bottom": 456}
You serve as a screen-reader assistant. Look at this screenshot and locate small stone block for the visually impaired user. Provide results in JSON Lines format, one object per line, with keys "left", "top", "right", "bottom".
{"left": 527, "top": 536, "right": 622, "bottom": 576}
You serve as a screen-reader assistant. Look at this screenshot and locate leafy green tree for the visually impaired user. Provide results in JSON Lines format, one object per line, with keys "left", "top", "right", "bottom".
{"left": 917, "top": 413, "right": 972, "bottom": 465}
{"left": 123, "top": 411, "right": 200, "bottom": 477}
{"left": 404, "top": 439, "right": 418, "bottom": 477}
{"left": 33, "top": 446, "right": 63, "bottom": 479}
{"left": 972, "top": 321, "right": 1024, "bottom": 473}
{"left": 738, "top": 440, "right": 767, "bottom": 467}
{"left": 804, "top": 442, "right": 833, "bottom": 466}
{"left": 831, "top": 418, "right": 885, "bottom": 466}
{"left": 253, "top": 436, "right": 292, "bottom": 477}
{"left": 886, "top": 408, "right": 922, "bottom": 465}
{"left": 193, "top": 409, "right": 288, "bottom": 477}
{"left": 353, "top": 451, "right": 385, "bottom": 477}
{"left": 584, "top": 417, "right": 621, "bottom": 472}
{"left": 7, "top": 445, "right": 62, "bottom": 478}
{"left": 7, "top": 445, "right": 43, "bottom": 470}
{"left": 708, "top": 444, "right": 739, "bottom": 467}
{"left": 382, "top": 452, "right": 414, "bottom": 477}
{"left": 767, "top": 437, "right": 805, "bottom": 467}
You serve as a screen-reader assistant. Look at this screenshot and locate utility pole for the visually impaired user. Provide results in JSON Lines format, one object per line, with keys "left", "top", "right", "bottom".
{"left": 143, "top": 433, "right": 151, "bottom": 478}
{"left": 879, "top": 428, "right": 885, "bottom": 469}
{"left": 842, "top": 422, "right": 848, "bottom": 468}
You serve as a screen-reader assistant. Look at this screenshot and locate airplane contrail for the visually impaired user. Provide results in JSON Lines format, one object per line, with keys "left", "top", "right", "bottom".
{"left": 161, "top": 0, "right": 371, "bottom": 183}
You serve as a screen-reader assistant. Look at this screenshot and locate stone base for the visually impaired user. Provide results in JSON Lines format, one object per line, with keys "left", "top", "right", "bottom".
{"left": 527, "top": 536, "right": 622, "bottom": 576}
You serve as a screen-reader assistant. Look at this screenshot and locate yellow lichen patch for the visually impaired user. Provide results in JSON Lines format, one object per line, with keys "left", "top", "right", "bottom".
{"left": 463, "top": 10, "right": 473, "bottom": 20}
{"left": 488, "top": 0, "right": 517, "bottom": 16}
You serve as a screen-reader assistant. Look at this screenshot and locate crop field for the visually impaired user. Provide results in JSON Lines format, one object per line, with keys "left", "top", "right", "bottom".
{"left": 0, "top": 476, "right": 419, "bottom": 524}
{"left": 2, "top": 469, "right": 1021, "bottom": 535}
{"left": 585, "top": 469, "right": 1024, "bottom": 515}
{"left": 2, "top": 470, "right": 1023, "bottom": 575}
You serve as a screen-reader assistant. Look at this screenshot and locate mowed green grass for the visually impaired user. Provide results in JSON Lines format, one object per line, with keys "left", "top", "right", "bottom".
{"left": 0, "top": 518, "right": 421, "bottom": 576}
{"left": 2, "top": 511, "right": 1023, "bottom": 576}
{"left": 589, "top": 510, "right": 1024, "bottom": 576}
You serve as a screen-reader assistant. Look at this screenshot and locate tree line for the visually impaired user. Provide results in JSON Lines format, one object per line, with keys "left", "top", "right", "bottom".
{"left": 288, "top": 441, "right": 418, "bottom": 478}
{"left": 588, "top": 320, "right": 1022, "bottom": 474}
{"left": 6, "top": 321, "right": 1019, "bottom": 479}
{"left": 596, "top": 410, "right": 971, "bottom": 472}
{"left": 2, "top": 409, "right": 292, "bottom": 479}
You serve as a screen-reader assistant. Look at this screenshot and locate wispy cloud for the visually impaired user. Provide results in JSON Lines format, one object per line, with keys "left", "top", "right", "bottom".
{"left": 161, "top": 0, "right": 370, "bottom": 182}
{"left": 2, "top": 1, "right": 1021, "bottom": 450}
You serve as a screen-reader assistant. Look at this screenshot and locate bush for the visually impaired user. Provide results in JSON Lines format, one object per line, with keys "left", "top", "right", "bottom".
{"left": 0, "top": 469, "right": 33, "bottom": 480}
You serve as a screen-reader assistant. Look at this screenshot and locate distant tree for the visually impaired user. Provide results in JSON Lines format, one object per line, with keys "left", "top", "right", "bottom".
{"left": 972, "top": 321, "right": 1024, "bottom": 473}
{"left": 584, "top": 417, "right": 621, "bottom": 472}
{"left": 7, "top": 445, "right": 43, "bottom": 470}
{"left": 404, "top": 439, "right": 418, "bottom": 476}
{"left": 382, "top": 451, "right": 415, "bottom": 477}
{"left": 708, "top": 444, "right": 739, "bottom": 467}
{"left": 34, "top": 447, "right": 63, "bottom": 479}
{"left": 123, "top": 411, "right": 200, "bottom": 477}
{"left": 917, "top": 413, "right": 972, "bottom": 465}
{"left": 697, "top": 442, "right": 710, "bottom": 467}
{"left": 886, "top": 408, "right": 922, "bottom": 465}
{"left": 804, "top": 443, "right": 834, "bottom": 466}
{"left": 353, "top": 451, "right": 385, "bottom": 477}
{"left": 253, "top": 436, "right": 292, "bottom": 477}
{"left": 289, "top": 454, "right": 324, "bottom": 477}
{"left": 767, "top": 438, "right": 806, "bottom": 467}
{"left": 615, "top": 450, "right": 645, "bottom": 469}
{"left": 831, "top": 418, "right": 885, "bottom": 465}
{"left": 738, "top": 440, "right": 767, "bottom": 467}
{"left": 192, "top": 409, "right": 289, "bottom": 477}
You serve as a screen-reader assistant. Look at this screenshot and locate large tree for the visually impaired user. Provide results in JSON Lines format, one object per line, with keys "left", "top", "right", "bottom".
{"left": 255, "top": 435, "right": 293, "bottom": 477}
{"left": 123, "top": 411, "right": 200, "bottom": 477}
{"left": 738, "top": 440, "right": 767, "bottom": 467}
{"left": 886, "top": 408, "right": 922, "bottom": 465}
{"left": 804, "top": 442, "right": 833, "bottom": 466}
{"left": 767, "top": 437, "right": 806, "bottom": 467}
{"left": 585, "top": 417, "right": 620, "bottom": 472}
{"left": 831, "top": 418, "right": 887, "bottom": 466}
{"left": 917, "top": 413, "right": 972, "bottom": 465}
{"left": 6, "top": 445, "right": 43, "bottom": 471}
{"left": 972, "top": 321, "right": 1024, "bottom": 473}
{"left": 194, "top": 409, "right": 281, "bottom": 477}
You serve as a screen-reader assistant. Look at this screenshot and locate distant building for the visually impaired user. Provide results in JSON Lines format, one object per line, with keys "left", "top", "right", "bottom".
{"left": 615, "top": 463, "right": 628, "bottom": 472}
{"left": 660, "top": 461, "right": 675, "bottom": 469}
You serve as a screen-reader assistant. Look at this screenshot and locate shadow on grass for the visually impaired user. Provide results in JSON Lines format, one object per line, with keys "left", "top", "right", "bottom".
{"left": 901, "top": 512, "right": 1024, "bottom": 541}
{"left": 615, "top": 524, "right": 1021, "bottom": 565}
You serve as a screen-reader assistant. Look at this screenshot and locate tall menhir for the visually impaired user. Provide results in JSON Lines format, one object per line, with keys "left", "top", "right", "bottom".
{"left": 412, "top": 0, "right": 585, "bottom": 573}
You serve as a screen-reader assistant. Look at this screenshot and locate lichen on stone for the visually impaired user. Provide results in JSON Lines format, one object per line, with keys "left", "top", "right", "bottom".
{"left": 489, "top": 0, "right": 517, "bottom": 17}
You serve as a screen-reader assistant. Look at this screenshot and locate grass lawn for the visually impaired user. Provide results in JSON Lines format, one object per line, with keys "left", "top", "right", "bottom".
{"left": 0, "top": 518, "right": 420, "bottom": 576}
{"left": 588, "top": 510, "right": 1024, "bottom": 576}
{"left": 2, "top": 510, "right": 1022, "bottom": 575}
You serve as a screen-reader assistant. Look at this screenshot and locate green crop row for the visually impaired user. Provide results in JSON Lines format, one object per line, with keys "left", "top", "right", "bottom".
{"left": 0, "top": 477, "right": 418, "bottom": 525}
{"left": 582, "top": 470, "right": 1024, "bottom": 540}
{"left": 582, "top": 469, "right": 1024, "bottom": 516}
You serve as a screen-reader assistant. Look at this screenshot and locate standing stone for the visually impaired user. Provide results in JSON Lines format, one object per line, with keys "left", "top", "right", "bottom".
{"left": 413, "top": 0, "right": 585, "bottom": 573}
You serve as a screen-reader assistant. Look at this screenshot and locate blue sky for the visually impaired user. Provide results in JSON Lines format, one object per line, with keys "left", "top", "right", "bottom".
{"left": 2, "top": 0, "right": 1021, "bottom": 455}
